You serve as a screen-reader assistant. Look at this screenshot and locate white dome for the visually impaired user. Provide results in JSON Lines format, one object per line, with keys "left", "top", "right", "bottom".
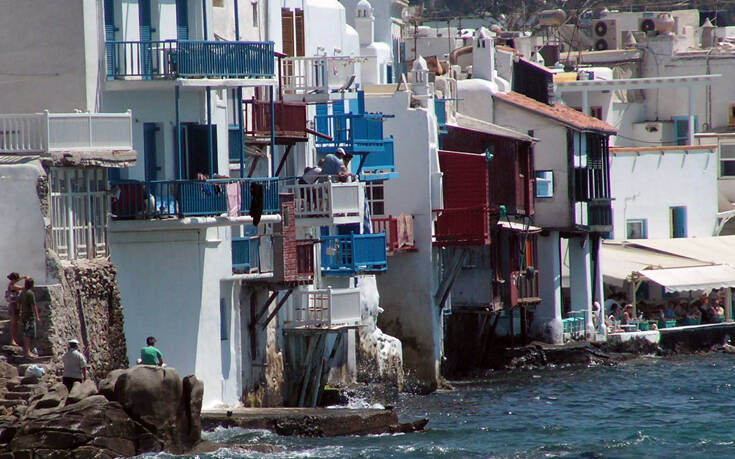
{"left": 412, "top": 55, "right": 428, "bottom": 72}
{"left": 357, "top": 0, "right": 373, "bottom": 15}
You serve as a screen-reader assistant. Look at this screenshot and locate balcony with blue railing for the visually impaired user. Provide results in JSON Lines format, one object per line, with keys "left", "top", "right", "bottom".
{"left": 321, "top": 233, "right": 388, "bottom": 275}
{"left": 105, "top": 40, "right": 275, "bottom": 80}
{"left": 111, "top": 177, "right": 280, "bottom": 219}
{"left": 315, "top": 112, "right": 396, "bottom": 180}
{"left": 232, "top": 236, "right": 260, "bottom": 273}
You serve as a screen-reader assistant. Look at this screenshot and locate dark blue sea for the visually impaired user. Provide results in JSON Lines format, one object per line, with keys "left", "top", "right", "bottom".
{"left": 160, "top": 353, "right": 735, "bottom": 458}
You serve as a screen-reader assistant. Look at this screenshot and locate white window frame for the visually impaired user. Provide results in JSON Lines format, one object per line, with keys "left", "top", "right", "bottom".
{"left": 720, "top": 143, "right": 735, "bottom": 178}
{"left": 626, "top": 219, "right": 647, "bottom": 240}
{"left": 365, "top": 180, "right": 385, "bottom": 217}
{"left": 535, "top": 170, "right": 553, "bottom": 198}
{"left": 50, "top": 168, "right": 109, "bottom": 261}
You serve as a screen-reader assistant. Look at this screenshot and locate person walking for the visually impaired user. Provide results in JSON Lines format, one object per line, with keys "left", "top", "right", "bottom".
{"left": 140, "top": 336, "right": 163, "bottom": 366}
{"left": 61, "top": 339, "right": 87, "bottom": 391}
{"left": 5, "top": 272, "right": 27, "bottom": 347}
{"left": 18, "top": 278, "right": 40, "bottom": 358}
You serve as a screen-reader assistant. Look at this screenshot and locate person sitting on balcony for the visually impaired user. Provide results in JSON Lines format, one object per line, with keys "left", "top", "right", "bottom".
{"left": 300, "top": 163, "right": 324, "bottom": 184}
{"left": 323, "top": 148, "right": 352, "bottom": 182}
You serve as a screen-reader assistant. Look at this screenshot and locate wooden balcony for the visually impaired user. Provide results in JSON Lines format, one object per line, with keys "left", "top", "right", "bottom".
{"left": 0, "top": 111, "right": 132, "bottom": 154}
{"left": 283, "top": 288, "right": 361, "bottom": 330}
{"left": 288, "top": 181, "right": 364, "bottom": 226}
{"left": 372, "top": 215, "right": 415, "bottom": 254}
{"left": 508, "top": 269, "right": 541, "bottom": 306}
{"left": 244, "top": 99, "right": 307, "bottom": 144}
{"left": 105, "top": 40, "right": 275, "bottom": 80}
{"left": 321, "top": 233, "right": 387, "bottom": 275}
{"left": 280, "top": 56, "right": 358, "bottom": 102}
{"left": 433, "top": 206, "right": 491, "bottom": 246}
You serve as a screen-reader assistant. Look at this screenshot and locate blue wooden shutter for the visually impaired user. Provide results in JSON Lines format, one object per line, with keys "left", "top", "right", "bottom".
{"left": 176, "top": 0, "right": 189, "bottom": 40}
{"left": 316, "top": 103, "right": 328, "bottom": 137}
{"left": 139, "top": 0, "right": 153, "bottom": 78}
{"left": 143, "top": 123, "right": 159, "bottom": 181}
{"left": 672, "top": 206, "right": 687, "bottom": 238}
{"left": 642, "top": 219, "right": 648, "bottom": 238}
{"left": 104, "top": 0, "right": 116, "bottom": 77}
{"left": 332, "top": 101, "right": 346, "bottom": 144}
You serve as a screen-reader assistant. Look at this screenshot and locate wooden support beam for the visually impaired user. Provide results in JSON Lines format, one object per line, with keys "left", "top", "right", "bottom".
{"left": 434, "top": 248, "right": 469, "bottom": 311}
{"left": 261, "top": 289, "right": 294, "bottom": 328}
{"left": 254, "top": 291, "right": 280, "bottom": 324}
{"left": 298, "top": 334, "right": 323, "bottom": 407}
{"left": 305, "top": 127, "right": 333, "bottom": 141}
{"left": 247, "top": 156, "right": 260, "bottom": 178}
{"left": 275, "top": 144, "right": 293, "bottom": 177}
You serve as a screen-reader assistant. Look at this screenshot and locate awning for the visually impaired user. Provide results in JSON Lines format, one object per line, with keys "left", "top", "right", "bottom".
{"left": 600, "top": 242, "right": 704, "bottom": 287}
{"left": 498, "top": 221, "right": 542, "bottom": 233}
{"left": 626, "top": 236, "right": 735, "bottom": 267}
{"left": 639, "top": 265, "right": 735, "bottom": 293}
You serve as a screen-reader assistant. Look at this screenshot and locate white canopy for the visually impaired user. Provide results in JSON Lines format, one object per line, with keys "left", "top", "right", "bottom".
{"left": 639, "top": 265, "right": 735, "bottom": 293}
{"left": 600, "top": 242, "right": 704, "bottom": 287}
{"left": 628, "top": 236, "right": 735, "bottom": 267}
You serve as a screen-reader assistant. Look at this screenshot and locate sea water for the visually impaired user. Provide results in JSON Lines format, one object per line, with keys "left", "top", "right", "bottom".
{"left": 149, "top": 353, "right": 735, "bottom": 458}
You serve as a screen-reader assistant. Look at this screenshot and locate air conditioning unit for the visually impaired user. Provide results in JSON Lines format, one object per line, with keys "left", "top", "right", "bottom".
{"left": 593, "top": 19, "right": 617, "bottom": 50}
{"left": 639, "top": 16, "right": 656, "bottom": 33}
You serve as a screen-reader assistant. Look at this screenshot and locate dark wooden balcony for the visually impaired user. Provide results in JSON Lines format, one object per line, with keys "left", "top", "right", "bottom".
{"left": 244, "top": 99, "right": 308, "bottom": 144}
{"left": 508, "top": 269, "right": 541, "bottom": 306}
{"left": 433, "top": 206, "right": 491, "bottom": 246}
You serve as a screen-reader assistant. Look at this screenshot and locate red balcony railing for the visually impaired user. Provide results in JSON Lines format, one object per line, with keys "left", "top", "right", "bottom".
{"left": 433, "top": 206, "right": 491, "bottom": 246}
{"left": 372, "top": 215, "right": 415, "bottom": 253}
{"left": 244, "top": 99, "right": 307, "bottom": 142}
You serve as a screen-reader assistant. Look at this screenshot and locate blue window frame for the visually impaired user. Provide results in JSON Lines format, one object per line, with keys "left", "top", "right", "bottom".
{"left": 626, "top": 219, "right": 648, "bottom": 239}
{"left": 673, "top": 116, "right": 698, "bottom": 146}
{"left": 670, "top": 206, "right": 687, "bottom": 238}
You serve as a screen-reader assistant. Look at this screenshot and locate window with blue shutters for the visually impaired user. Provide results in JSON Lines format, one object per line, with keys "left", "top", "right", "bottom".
{"left": 670, "top": 206, "right": 687, "bottom": 238}
{"left": 176, "top": 0, "right": 189, "bottom": 40}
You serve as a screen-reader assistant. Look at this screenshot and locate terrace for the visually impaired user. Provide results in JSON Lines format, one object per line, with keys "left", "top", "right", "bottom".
{"left": 288, "top": 181, "right": 364, "bottom": 226}
{"left": 0, "top": 111, "right": 133, "bottom": 154}
{"left": 280, "top": 56, "right": 359, "bottom": 102}
{"left": 321, "top": 233, "right": 388, "bottom": 276}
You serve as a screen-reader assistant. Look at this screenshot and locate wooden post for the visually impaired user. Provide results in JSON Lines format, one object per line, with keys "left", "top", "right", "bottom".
{"left": 727, "top": 288, "right": 733, "bottom": 322}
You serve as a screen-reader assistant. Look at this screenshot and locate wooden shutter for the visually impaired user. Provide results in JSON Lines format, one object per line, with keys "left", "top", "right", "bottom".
{"left": 281, "top": 8, "right": 295, "bottom": 57}
{"left": 176, "top": 0, "right": 189, "bottom": 40}
{"left": 295, "top": 9, "right": 305, "bottom": 57}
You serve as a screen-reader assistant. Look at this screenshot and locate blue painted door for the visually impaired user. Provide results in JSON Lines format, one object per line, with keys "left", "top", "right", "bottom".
{"left": 143, "top": 123, "right": 161, "bottom": 181}
{"left": 139, "top": 0, "right": 153, "bottom": 78}
{"left": 671, "top": 206, "right": 687, "bottom": 238}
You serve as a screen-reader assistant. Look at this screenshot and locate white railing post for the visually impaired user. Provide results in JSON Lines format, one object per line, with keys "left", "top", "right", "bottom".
{"left": 87, "top": 112, "right": 93, "bottom": 148}
{"left": 43, "top": 110, "right": 50, "bottom": 152}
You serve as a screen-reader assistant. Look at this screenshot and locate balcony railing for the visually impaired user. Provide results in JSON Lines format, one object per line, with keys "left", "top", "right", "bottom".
{"left": 244, "top": 99, "right": 307, "bottom": 141}
{"left": 232, "top": 236, "right": 260, "bottom": 273}
{"left": 315, "top": 112, "right": 388, "bottom": 155}
{"left": 111, "top": 177, "right": 280, "bottom": 219}
{"left": 509, "top": 270, "right": 541, "bottom": 306}
{"left": 106, "top": 40, "right": 275, "bottom": 80}
{"left": 321, "top": 233, "right": 387, "bottom": 275}
{"left": 372, "top": 215, "right": 415, "bottom": 254}
{"left": 0, "top": 111, "right": 133, "bottom": 154}
{"left": 351, "top": 138, "right": 396, "bottom": 180}
{"left": 587, "top": 200, "right": 613, "bottom": 231}
{"left": 281, "top": 56, "right": 357, "bottom": 97}
{"left": 433, "top": 206, "right": 491, "bottom": 246}
{"left": 288, "top": 181, "right": 364, "bottom": 225}
{"left": 284, "top": 288, "right": 361, "bottom": 329}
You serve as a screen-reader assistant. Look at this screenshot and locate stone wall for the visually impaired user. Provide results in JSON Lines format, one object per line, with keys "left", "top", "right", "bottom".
{"left": 36, "top": 256, "right": 129, "bottom": 380}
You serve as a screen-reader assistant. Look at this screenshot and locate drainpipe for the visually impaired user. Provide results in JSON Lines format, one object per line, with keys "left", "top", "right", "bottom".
{"left": 176, "top": 85, "right": 183, "bottom": 179}
{"left": 270, "top": 86, "right": 276, "bottom": 175}
{"left": 202, "top": 0, "right": 208, "bottom": 39}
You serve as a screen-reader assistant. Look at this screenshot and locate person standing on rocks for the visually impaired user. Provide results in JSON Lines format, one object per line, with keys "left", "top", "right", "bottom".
{"left": 62, "top": 339, "right": 87, "bottom": 391}
{"left": 18, "top": 277, "right": 40, "bottom": 358}
{"left": 140, "top": 336, "right": 163, "bottom": 366}
{"left": 5, "top": 272, "right": 27, "bottom": 347}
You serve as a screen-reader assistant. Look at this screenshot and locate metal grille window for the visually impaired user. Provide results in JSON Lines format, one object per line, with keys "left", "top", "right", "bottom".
{"left": 50, "top": 168, "right": 109, "bottom": 261}
{"left": 365, "top": 180, "right": 385, "bottom": 217}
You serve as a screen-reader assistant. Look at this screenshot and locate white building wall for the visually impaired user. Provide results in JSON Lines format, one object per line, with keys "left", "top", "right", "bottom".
{"left": 110, "top": 225, "right": 236, "bottom": 408}
{"left": 493, "top": 101, "right": 571, "bottom": 229}
{"left": 610, "top": 149, "right": 717, "bottom": 239}
{"left": 213, "top": 0, "right": 264, "bottom": 41}
{"left": 0, "top": 0, "right": 93, "bottom": 113}
{"left": 362, "top": 90, "right": 443, "bottom": 389}
{"left": 0, "top": 162, "right": 49, "bottom": 288}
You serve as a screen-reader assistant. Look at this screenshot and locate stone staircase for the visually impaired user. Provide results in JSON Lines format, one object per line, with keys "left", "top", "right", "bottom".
{"left": 0, "top": 318, "right": 58, "bottom": 418}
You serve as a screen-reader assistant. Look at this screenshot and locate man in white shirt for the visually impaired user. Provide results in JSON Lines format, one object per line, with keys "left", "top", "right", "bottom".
{"left": 62, "top": 339, "right": 87, "bottom": 392}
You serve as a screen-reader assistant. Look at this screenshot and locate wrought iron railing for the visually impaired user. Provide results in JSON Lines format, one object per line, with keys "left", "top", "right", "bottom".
{"left": 111, "top": 177, "right": 280, "bottom": 219}
{"left": 321, "top": 233, "right": 387, "bottom": 275}
{"left": 105, "top": 40, "right": 275, "bottom": 79}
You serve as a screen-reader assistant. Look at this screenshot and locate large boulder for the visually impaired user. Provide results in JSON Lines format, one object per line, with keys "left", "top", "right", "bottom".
{"left": 103, "top": 365, "right": 203, "bottom": 453}
{"left": 67, "top": 379, "right": 99, "bottom": 405}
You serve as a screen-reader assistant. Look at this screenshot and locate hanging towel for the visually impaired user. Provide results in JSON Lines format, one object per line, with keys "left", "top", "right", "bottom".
{"left": 226, "top": 183, "right": 241, "bottom": 217}
{"left": 249, "top": 182, "right": 264, "bottom": 226}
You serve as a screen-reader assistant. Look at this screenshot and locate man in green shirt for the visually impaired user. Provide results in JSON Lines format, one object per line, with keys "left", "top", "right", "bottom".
{"left": 140, "top": 336, "right": 163, "bottom": 366}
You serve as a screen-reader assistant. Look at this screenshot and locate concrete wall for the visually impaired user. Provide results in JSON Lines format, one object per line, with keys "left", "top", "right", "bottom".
{"left": 0, "top": 0, "right": 93, "bottom": 112}
{"left": 110, "top": 224, "right": 235, "bottom": 408}
{"left": 493, "top": 100, "right": 571, "bottom": 229}
{"left": 364, "top": 90, "right": 443, "bottom": 392}
{"left": 0, "top": 161, "right": 49, "bottom": 287}
{"left": 213, "top": 0, "right": 264, "bottom": 41}
{"left": 610, "top": 149, "right": 717, "bottom": 239}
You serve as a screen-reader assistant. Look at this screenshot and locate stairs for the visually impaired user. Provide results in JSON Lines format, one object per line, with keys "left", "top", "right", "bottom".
{"left": 0, "top": 315, "right": 58, "bottom": 418}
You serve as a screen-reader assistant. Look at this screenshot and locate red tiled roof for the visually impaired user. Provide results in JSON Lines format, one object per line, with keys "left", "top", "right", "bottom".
{"left": 494, "top": 91, "right": 617, "bottom": 134}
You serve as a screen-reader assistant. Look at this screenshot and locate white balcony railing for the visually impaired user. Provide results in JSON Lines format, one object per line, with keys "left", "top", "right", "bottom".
{"left": 284, "top": 288, "right": 361, "bottom": 329}
{"left": 281, "top": 56, "right": 357, "bottom": 97}
{"left": 289, "top": 181, "right": 364, "bottom": 226}
{"left": 0, "top": 110, "right": 133, "bottom": 154}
